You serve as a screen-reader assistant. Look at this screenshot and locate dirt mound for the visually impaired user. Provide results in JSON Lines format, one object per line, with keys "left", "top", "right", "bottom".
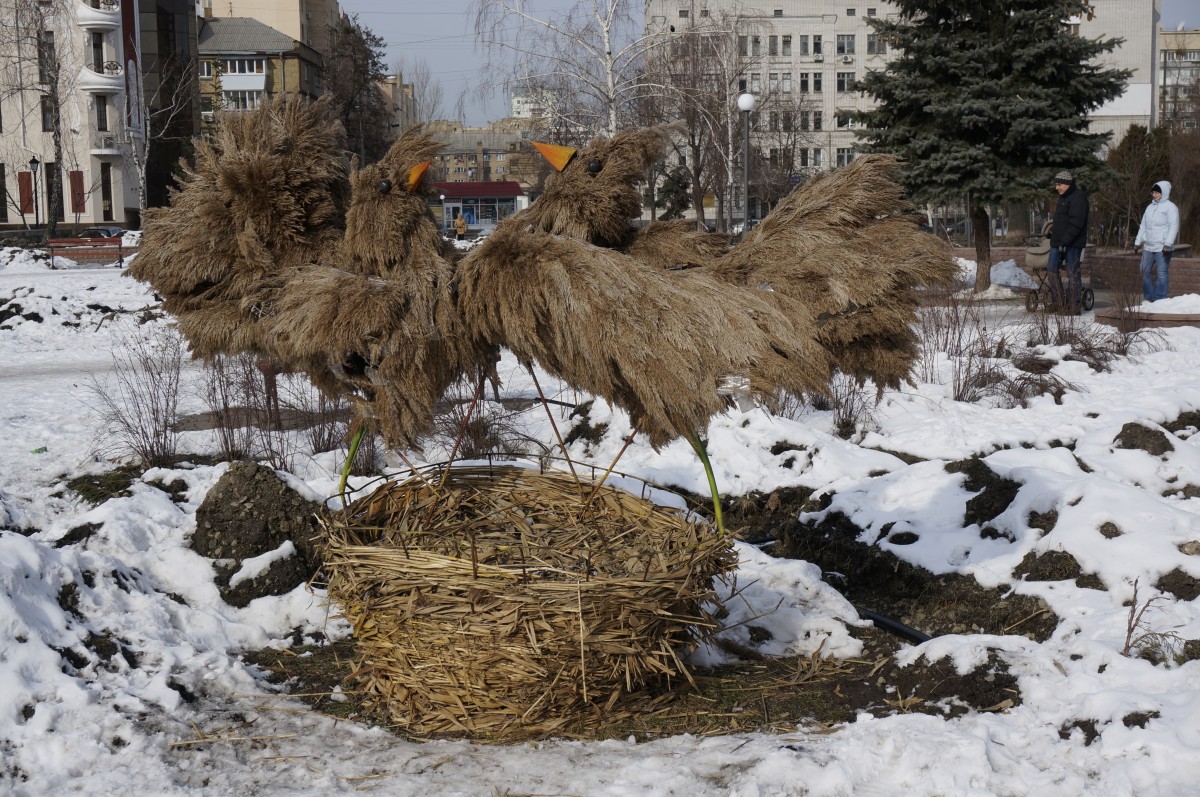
{"left": 192, "top": 462, "right": 326, "bottom": 607}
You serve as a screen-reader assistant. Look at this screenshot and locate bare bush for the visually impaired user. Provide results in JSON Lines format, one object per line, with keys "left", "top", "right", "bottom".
{"left": 828, "top": 374, "right": 877, "bottom": 440}
{"left": 430, "top": 377, "right": 549, "bottom": 461}
{"left": 87, "top": 322, "right": 183, "bottom": 468}
{"left": 201, "top": 353, "right": 255, "bottom": 462}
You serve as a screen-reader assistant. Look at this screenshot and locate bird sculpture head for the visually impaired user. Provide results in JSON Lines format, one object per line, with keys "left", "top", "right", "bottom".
{"left": 341, "top": 126, "right": 447, "bottom": 277}
{"left": 522, "top": 126, "right": 675, "bottom": 246}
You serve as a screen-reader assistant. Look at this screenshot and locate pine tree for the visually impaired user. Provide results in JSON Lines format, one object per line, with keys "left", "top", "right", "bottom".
{"left": 855, "top": 0, "right": 1130, "bottom": 290}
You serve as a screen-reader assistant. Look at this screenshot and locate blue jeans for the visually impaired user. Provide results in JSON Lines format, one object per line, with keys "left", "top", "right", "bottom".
{"left": 1139, "top": 250, "right": 1170, "bottom": 301}
{"left": 1047, "top": 246, "right": 1083, "bottom": 311}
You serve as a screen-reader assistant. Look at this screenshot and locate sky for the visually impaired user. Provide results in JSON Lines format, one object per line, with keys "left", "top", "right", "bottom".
{"left": 344, "top": 0, "right": 1198, "bottom": 127}
{"left": 5, "top": 246, "right": 1200, "bottom": 794}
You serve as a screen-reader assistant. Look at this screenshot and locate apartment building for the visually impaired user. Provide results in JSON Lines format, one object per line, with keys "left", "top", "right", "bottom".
{"left": 199, "top": 0, "right": 341, "bottom": 65}
{"left": 197, "top": 17, "right": 323, "bottom": 125}
{"left": 1161, "top": 27, "right": 1200, "bottom": 128}
{"left": 644, "top": 0, "right": 1159, "bottom": 173}
{"left": 0, "top": 0, "right": 199, "bottom": 230}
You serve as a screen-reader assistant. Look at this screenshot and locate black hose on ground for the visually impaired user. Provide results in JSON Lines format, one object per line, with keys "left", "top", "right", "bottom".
{"left": 855, "top": 606, "right": 933, "bottom": 644}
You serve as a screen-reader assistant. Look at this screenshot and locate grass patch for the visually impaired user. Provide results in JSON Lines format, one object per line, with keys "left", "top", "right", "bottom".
{"left": 65, "top": 466, "right": 142, "bottom": 506}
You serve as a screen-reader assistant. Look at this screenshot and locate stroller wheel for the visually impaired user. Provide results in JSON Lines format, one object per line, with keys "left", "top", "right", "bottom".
{"left": 1082, "top": 287, "right": 1095, "bottom": 312}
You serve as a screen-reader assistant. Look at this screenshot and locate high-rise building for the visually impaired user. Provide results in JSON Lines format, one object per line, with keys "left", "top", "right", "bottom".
{"left": 644, "top": 0, "right": 1159, "bottom": 170}
{"left": 0, "top": 0, "right": 200, "bottom": 230}
{"left": 1160, "top": 27, "right": 1200, "bottom": 128}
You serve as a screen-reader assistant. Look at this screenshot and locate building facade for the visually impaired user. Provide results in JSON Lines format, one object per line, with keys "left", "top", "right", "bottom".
{"left": 0, "top": 0, "right": 199, "bottom": 230}
{"left": 644, "top": 0, "right": 1160, "bottom": 174}
{"left": 1160, "top": 28, "right": 1200, "bottom": 128}
{"left": 199, "top": 0, "right": 341, "bottom": 65}
{"left": 197, "top": 17, "right": 323, "bottom": 126}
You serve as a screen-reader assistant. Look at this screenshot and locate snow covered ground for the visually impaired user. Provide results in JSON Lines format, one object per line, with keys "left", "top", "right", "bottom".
{"left": 3, "top": 249, "right": 1200, "bottom": 795}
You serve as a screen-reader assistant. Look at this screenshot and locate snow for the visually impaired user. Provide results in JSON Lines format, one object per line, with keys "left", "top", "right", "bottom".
{"left": 5, "top": 248, "right": 1200, "bottom": 795}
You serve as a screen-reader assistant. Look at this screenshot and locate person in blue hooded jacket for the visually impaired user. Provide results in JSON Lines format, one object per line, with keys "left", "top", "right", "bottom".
{"left": 1134, "top": 181, "right": 1180, "bottom": 302}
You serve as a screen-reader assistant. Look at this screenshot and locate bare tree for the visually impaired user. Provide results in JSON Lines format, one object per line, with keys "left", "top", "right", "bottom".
{"left": 394, "top": 55, "right": 445, "bottom": 123}
{"left": 124, "top": 54, "right": 197, "bottom": 218}
{"left": 0, "top": 0, "right": 76, "bottom": 237}
{"left": 470, "top": 0, "right": 663, "bottom": 138}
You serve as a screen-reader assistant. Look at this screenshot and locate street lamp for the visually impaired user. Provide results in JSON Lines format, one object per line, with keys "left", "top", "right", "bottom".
{"left": 439, "top": 193, "right": 446, "bottom": 234}
{"left": 28, "top": 156, "right": 41, "bottom": 229}
{"left": 737, "top": 93, "right": 756, "bottom": 232}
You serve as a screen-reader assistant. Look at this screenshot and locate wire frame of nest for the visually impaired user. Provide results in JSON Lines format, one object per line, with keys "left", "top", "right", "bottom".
{"left": 320, "top": 463, "right": 737, "bottom": 741}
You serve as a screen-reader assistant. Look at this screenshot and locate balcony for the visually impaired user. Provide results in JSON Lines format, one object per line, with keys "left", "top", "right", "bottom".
{"left": 77, "top": 0, "right": 120, "bottom": 31}
{"left": 91, "top": 132, "right": 122, "bottom": 155}
{"left": 78, "top": 61, "right": 123, "bottom": 92}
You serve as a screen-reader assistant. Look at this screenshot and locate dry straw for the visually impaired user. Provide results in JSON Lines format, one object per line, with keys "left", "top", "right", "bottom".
{"left": 320, "top": 464, "right": 737, "bottom": 740}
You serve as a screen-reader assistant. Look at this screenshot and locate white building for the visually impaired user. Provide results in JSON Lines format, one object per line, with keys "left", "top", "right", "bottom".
{"left": 644, "top": 0, "right": 1159, "bottom": 170}
{"left": 0, "top": 0, "right": 199, "bottom": 231}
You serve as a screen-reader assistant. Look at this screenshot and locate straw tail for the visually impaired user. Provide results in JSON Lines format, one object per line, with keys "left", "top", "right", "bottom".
{"left": 715, "top": 154, "right": 959, "bottom": 389}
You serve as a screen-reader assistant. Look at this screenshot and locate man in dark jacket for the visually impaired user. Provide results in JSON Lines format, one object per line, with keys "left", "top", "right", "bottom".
{"left": 1048, "top": 170, "right": 1089, "bottom": 314}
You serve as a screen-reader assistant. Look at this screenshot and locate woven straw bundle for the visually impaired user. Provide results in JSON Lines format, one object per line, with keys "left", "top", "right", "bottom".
{"left": 321, "top": 465, "right": 737, "bottom": 740}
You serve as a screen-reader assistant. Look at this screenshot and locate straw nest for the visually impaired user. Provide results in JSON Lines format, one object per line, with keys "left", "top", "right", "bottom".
{"left": 320, "top": 465, "right": 737, "bottom": 740}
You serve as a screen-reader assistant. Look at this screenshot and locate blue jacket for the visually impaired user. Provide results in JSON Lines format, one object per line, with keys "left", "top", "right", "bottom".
{"left": 1134, "top": 181, "right": 1180, "bottom": 253}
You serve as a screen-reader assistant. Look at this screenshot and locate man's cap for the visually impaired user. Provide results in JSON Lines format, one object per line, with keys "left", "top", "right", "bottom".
{"left": 1152, "top": 183, "right": 1163, "bottom": 193}
{"left": 1054, "top": 170, "right": 1073, "bottom": 184}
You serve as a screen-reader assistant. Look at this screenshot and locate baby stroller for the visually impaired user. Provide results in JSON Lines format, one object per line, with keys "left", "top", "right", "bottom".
{"left": 1024, "top": 222, "right": 1094, "bottom": 313}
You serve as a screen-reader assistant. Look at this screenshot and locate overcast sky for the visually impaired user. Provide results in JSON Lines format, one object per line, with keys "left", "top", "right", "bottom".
{"left": 343, "top": 0, "right": 1197, "bottom": 127}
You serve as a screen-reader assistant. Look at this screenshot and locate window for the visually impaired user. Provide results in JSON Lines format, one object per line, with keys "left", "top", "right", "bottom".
{"left": 738, "top": 35, "right": 748, "bottom": 56}
{"left": 91, "top": 32, "right": 104, "bottom": 71}
{"left": 796, "top": 35, "right": 809, "bottom": 56}
{"left": 836, "top": 111, "right": 859, "bottom": 128}
{"left": 769, "top": 148, "right": 779, "bottom": 166}
{"left": 773, "top": 8, "right": 782, "bottom": 16}
{"left": 40, "top": 96, "right": 54, "bottom": 131}
{"left": 221, "top": 58, "right": 265, "bottom": 74}
{"left": 813, "top": 72, "right": 823, "bottom": 92}
{"left": 800, "top": 149, "right": 809, "bottom": 167}
{"left": 813, "top": 148, "right": 822, "bottom": 167}
{"left": 846, "top": 8, "right": 856, "bottom": 16}
{"left": 751, "top": 73, "right": 761, "bottom": 92}
{"left": 199, "top": 60, "right": 213, "bottom": 78}
{"left": 836, "top": 72, "right": 855, "bottom": 92}
{"left": 800, "top": 112, "right": 810, "bottom": 130}
{"left": 837, "top": 35, "right": 855, "bottom": 55}
{"left": 769, "top": 111, "right": 779, "bottom": 131}
{"left": 751, "top": 36, "right": 761, "bottom": 56}
{"left": 837, "top": 148, "right": 854, "bottom": 166}
{"left": 813, "top": 35, "right": 823, "bottom": 55}
{"left": 678, "top": 8, "right": 688, "bottom": 17}
{"left": 495, "top": 153, "right": 505, "bottom": 161}
{"left": 782, "top": 35, "right": 792, "bottom": 56}
{"left": 699, "top": 8, "right": 708, "bottom": 17}
{"left": 96, "top": 95, "right": 108, "bottom": 132}
{"left": 782, "top": 72, "right": 791, "bottom": 93}
{"left": 867, "top": 7, "right": 877, "bottom": 16}
{"left": 813, "top": 111, "right": 822, "bottom": 130}
{"left": 738, "top": 77, "right": 747, "bottom": 92}
{"left": 769, "top": 73, "right": 779, "bottom": 92}
{"left": 222, "top": 90, "right": 264, "bottom": 111}
{"left": 867, "top": 34, "right": 887, "bottom": 55}
{"left": 798, "top": 72, "right": 809, "bottom": 92}
{"left": 769, "top": 36, "right": 778, "bottom": 56}
{"left": 38, "top": 31, "right": 55, "bottom": 83}
{"left": 782, "top": 111, "right": 793, "bottom": 131}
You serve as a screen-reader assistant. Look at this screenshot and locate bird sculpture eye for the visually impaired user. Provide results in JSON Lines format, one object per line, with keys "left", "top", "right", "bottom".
{"left": 377, "top": 179, "right": 393, "bottom": 195}
{"left": 586, "top": 159, "right": 602, "bottom": 175}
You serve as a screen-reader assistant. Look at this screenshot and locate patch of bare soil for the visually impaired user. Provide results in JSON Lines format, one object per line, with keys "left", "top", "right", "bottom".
{"left": 243, "top": 624, "right": 1019, "bottom": 741}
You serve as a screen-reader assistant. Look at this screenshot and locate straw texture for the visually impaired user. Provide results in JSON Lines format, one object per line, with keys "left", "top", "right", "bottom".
{"left": 321, "top": 466, "right": 736, "bottom": 740}
{"left": 716, "top": 154, "right": 959, "bottom": 389}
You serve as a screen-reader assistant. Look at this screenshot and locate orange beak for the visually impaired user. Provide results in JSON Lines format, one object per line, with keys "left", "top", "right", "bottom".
{"left": 532, "top": 141, "right": 577, "bottom": 173}
{"left": 407, "top": 161, "right": 430, "bottom": 191}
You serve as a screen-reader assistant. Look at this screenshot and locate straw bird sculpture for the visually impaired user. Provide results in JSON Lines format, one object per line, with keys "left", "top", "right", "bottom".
{"left": 132, "top": 97, "right": 481, "bottom": 449}
{"left": 520, "top": 128, "right": 958, "bottom": 394}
